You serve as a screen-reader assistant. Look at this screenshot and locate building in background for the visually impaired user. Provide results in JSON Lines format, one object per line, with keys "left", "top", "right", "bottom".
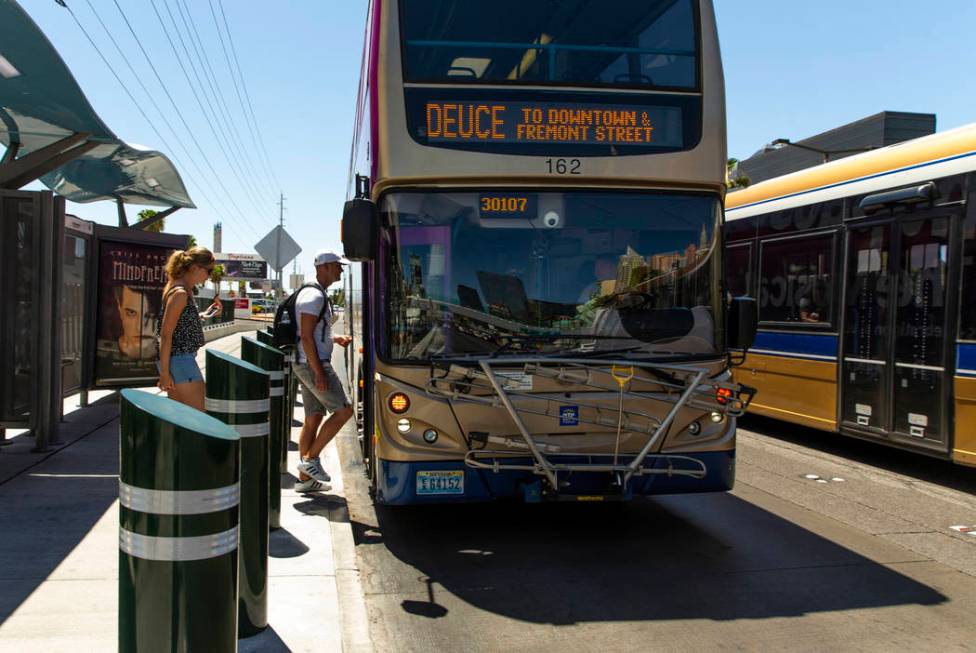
{"left": 734, "top": 111, "right": 935, "bottom": 186}
{"left": 213, "top": 222, "right": 222, "bottom": 253}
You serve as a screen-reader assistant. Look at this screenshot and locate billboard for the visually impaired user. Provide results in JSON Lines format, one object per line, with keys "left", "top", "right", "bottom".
{"left": 215, "top": 253, "right": 267, "bottom": 281}
{"left": 90, "top": 228, "right": 187, "bottom": 388}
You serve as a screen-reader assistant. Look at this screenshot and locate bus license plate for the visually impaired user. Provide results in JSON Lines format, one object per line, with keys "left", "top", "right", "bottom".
{"left": 416, "top": 471, "right": 464, "bottom": 495}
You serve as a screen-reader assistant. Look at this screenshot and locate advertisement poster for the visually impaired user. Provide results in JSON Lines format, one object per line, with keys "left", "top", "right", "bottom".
{"left": 93, "top": 240, "right": 174, "bottom": 386}
{"left": 215, "top": 253, "right": 268, "bottom": 281}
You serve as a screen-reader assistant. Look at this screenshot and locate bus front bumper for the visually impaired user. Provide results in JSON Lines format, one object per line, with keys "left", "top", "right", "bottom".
{"left": 375, "top": 450, "right": 735, "bottom": 505}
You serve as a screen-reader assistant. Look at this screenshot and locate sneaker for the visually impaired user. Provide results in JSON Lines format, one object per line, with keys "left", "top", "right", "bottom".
{"left": 294, "top": 478, "right": 330, "bottom": 494}
{"left": 297, "top": 457, "right": 331, "bottom": 483}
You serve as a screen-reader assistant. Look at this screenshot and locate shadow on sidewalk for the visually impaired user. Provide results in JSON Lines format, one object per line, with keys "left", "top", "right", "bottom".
{"left": 239, "top": 624, "right": 293, "bottom": 653}
{"left": 0, "top": 394, "right": 121, "bottom": 626}
{"left": 270, "top": 527, "right": 310, "bottom": 558}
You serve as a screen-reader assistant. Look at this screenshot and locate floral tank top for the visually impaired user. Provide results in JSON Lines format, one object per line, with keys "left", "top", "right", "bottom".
{"left": 156, "top": 286, "right": 205, "bottom": 355}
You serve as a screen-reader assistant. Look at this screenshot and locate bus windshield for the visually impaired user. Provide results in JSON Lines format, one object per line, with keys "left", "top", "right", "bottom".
{"left": 381, "top": 191, "right": 723, "bottom": 361}
{"left": 400, "top": 0, "right": 699, "bottom": 90}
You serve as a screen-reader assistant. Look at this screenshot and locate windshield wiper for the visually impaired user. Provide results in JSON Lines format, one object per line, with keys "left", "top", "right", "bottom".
{"left": 489, "top": 334, "right": 624, "bottom": 358}
{"left": 557, "top": 347, "right": 697, "bottom": 360}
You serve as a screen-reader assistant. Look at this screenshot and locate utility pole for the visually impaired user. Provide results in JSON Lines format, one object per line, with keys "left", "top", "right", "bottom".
{"left": 276, "top": 193, "right": 285, "bottom": 302}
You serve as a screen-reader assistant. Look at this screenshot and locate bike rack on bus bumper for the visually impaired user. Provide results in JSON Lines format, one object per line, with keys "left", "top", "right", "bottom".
{"left": 422, "top": 357, "right": 754, "bottom": 495}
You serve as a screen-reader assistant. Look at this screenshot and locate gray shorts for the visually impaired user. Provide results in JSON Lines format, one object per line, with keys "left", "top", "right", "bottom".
{"left": 293, "top": 362, "right": 351, "bottom": 416}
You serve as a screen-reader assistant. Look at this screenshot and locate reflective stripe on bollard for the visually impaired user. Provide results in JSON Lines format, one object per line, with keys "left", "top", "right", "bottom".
{"left": 241, "top": 336, "right": 286, "bottom": 530}
{"left": 205, "top": 350, "right": 271, "bottom": 638}
{"left": 118, "top": 389, "right": 240, "bottom": 653}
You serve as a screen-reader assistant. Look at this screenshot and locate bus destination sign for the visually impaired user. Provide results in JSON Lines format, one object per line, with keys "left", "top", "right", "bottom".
{"left": 423, "top": 101, "right": 683, "bottom": 147}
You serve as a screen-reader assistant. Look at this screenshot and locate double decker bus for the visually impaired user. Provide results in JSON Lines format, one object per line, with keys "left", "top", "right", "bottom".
{"left": 725, "top": 124, "right": 976, "bottom": 466}
{"left": 342, "top": 0, "right": 756, "bottom": 504}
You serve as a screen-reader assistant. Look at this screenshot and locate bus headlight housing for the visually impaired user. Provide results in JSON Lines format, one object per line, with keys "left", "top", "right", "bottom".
{"left": 389, "top": 392, "right": 410, "bottom": 414}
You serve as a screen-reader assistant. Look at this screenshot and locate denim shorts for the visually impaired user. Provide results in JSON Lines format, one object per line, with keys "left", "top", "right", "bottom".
{"left": 293, "top": 362, "right": 350, "bottom": 416}
{"left": 160, "top": 353, "right": 204, "bottom": 384}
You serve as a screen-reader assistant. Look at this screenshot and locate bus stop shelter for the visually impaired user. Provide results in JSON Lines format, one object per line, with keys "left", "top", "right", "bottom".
{"left": 0, "top": 0, "right": 195, "bottom": 450}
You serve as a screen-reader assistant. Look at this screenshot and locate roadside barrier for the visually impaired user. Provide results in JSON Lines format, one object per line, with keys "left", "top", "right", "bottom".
{"left": 205, "top": 350, "right": 271, "bottom": 638}
{"left": 118, "top": 389, "right": 240, "bottom": 653}
{"left": 241, "top": 336, "right": 286, "bottom": 530}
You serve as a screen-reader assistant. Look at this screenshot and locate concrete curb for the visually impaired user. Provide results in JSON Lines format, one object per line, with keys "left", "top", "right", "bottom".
{"left": 325, "top": 438, "right": 374, "bottom": 653}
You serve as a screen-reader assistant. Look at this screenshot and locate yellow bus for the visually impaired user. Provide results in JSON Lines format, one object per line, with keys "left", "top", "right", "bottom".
{"left": 725, "top": 123, "right": 976, "bottom": 466}
{"left": 342, "top": 0, "right": 756, "bottom": 504}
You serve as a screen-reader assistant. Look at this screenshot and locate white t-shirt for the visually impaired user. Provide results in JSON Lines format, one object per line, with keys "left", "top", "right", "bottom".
{"left": 295, "top": 285, "right": 333, "bottom": 363}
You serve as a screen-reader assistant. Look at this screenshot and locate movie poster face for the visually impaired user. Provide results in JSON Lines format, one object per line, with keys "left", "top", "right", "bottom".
{"left": 94, "top": 240, "right": 173, "bottom": 386}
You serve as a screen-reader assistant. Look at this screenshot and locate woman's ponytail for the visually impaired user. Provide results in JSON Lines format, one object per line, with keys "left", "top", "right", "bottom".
{"left": 164, "top": 246, "right": 214, "bottom": 282}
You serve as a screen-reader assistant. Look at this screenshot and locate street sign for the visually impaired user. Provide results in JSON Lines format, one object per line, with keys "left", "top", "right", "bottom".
{"left": 254, "top": 225, "right": 301, "bottom": 271}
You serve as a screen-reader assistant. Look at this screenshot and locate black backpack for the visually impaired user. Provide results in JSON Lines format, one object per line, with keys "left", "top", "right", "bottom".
{"left": 272, "top": 283, "right": 330, "bottom": 350}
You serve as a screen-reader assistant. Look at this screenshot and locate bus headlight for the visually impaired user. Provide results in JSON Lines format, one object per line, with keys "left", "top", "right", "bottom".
{"left": 687, "top": 421, "right": 701, "bottom": 436}
{"left": 423, "top": 429, "right": 439, "bottom": 444}
{"left": 710, "top": 412, "right": 724, "bottom": 423}
{"left": 397, "top": 418, "right": 411, "bottom": 433}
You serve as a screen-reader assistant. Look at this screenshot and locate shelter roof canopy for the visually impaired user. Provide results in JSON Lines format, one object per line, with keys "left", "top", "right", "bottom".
{"left": 0, "top": 1, "right": 195, "bottom": 208}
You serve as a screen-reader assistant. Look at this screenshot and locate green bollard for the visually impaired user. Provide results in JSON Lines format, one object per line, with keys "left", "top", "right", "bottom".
{"left": 284, "top": 351, "right": 297, "bottom": 471}
{"left": 255, "top": 329, "right": 293, "bottom": 473}
{"left": 118, "top": 389, "right": 240, "bottom": 653}
{"left": 241, "top": 336, "right": 285, "bottom": 530}
{"left": 205, "top": 350, "right": 270, "bottom": 638}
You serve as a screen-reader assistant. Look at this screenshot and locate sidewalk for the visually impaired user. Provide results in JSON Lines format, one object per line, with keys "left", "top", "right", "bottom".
{"left": 0, "top": 331, "right": 370, "bottom": 652}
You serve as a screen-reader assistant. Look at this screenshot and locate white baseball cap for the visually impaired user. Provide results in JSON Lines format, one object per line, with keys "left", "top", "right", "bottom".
{"left": 313, "top": 249, "right": 349, "bottom": 266}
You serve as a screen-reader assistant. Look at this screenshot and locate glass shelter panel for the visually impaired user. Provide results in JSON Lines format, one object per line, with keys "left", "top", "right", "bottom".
{"left": 1, "top": 196, "right": 38, "bottom": 423}
{"left": 61, "top": 232, "right": 88, "bottom": 394}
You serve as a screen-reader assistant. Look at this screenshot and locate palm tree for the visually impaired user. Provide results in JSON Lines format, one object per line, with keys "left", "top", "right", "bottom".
{"left": 726, "top": 158, "right": 751, "bottom": 190}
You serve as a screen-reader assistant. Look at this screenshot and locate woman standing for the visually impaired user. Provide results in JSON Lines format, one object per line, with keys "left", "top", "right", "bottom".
{"left": 156, "top": 247, "right": 222, "bottom": 410}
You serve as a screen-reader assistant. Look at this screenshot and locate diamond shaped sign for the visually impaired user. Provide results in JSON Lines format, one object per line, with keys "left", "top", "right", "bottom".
{"left": 254, "top": 225, "right": 302, "bottom": 272}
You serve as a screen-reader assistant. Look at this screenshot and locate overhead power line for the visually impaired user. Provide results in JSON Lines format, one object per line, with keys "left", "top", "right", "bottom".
{"left": 213, "top": 0, "right": 282, "bottom": 191}
{"left": 73, "top": 0, "right": 248, "bottom": 236}
{"left": 171, "top": 0, "right": 278, "bottom": 200}
{"left": 54, "top": 0, "right": 255, "bottom": 239}
{"left": 149, "top": 0, "right": 275, "bottom": 218}
{"left": 106, "top": 0, "right": 264, "bottom": 235}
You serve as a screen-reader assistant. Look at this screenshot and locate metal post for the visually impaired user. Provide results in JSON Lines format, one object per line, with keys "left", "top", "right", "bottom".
{"left": 118, "top": 389, "right": 240, "bottom": 653}
{"left": 79, "top": 389, "right": 89, "bottom": 408}
{"left": 116, "top": 198, "right": 128, "bottom": 228}
{"left": 33, "top": 193, "right": 63, "bottom": 452}
{"left": 241, "top": 336, "right": 285, "bottom": 530}
{"left": 204, "top": 350, "right": 271, "bottom": 638}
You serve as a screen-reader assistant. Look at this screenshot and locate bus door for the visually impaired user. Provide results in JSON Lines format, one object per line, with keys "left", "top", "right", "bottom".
{"left": 841, "top": 208, "right": 960, "bottom": 453}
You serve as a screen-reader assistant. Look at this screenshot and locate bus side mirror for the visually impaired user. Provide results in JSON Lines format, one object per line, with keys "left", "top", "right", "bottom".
{"left": 728, "top": 296, "right": 757, "bottom": 351}
{"left": 342, "top": 198, "right": 379, "bottom": 262}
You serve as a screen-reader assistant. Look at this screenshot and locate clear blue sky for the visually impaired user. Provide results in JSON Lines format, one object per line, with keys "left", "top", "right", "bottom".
{"left": 15, "top": 0, "right": 976, "bottom": 270}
